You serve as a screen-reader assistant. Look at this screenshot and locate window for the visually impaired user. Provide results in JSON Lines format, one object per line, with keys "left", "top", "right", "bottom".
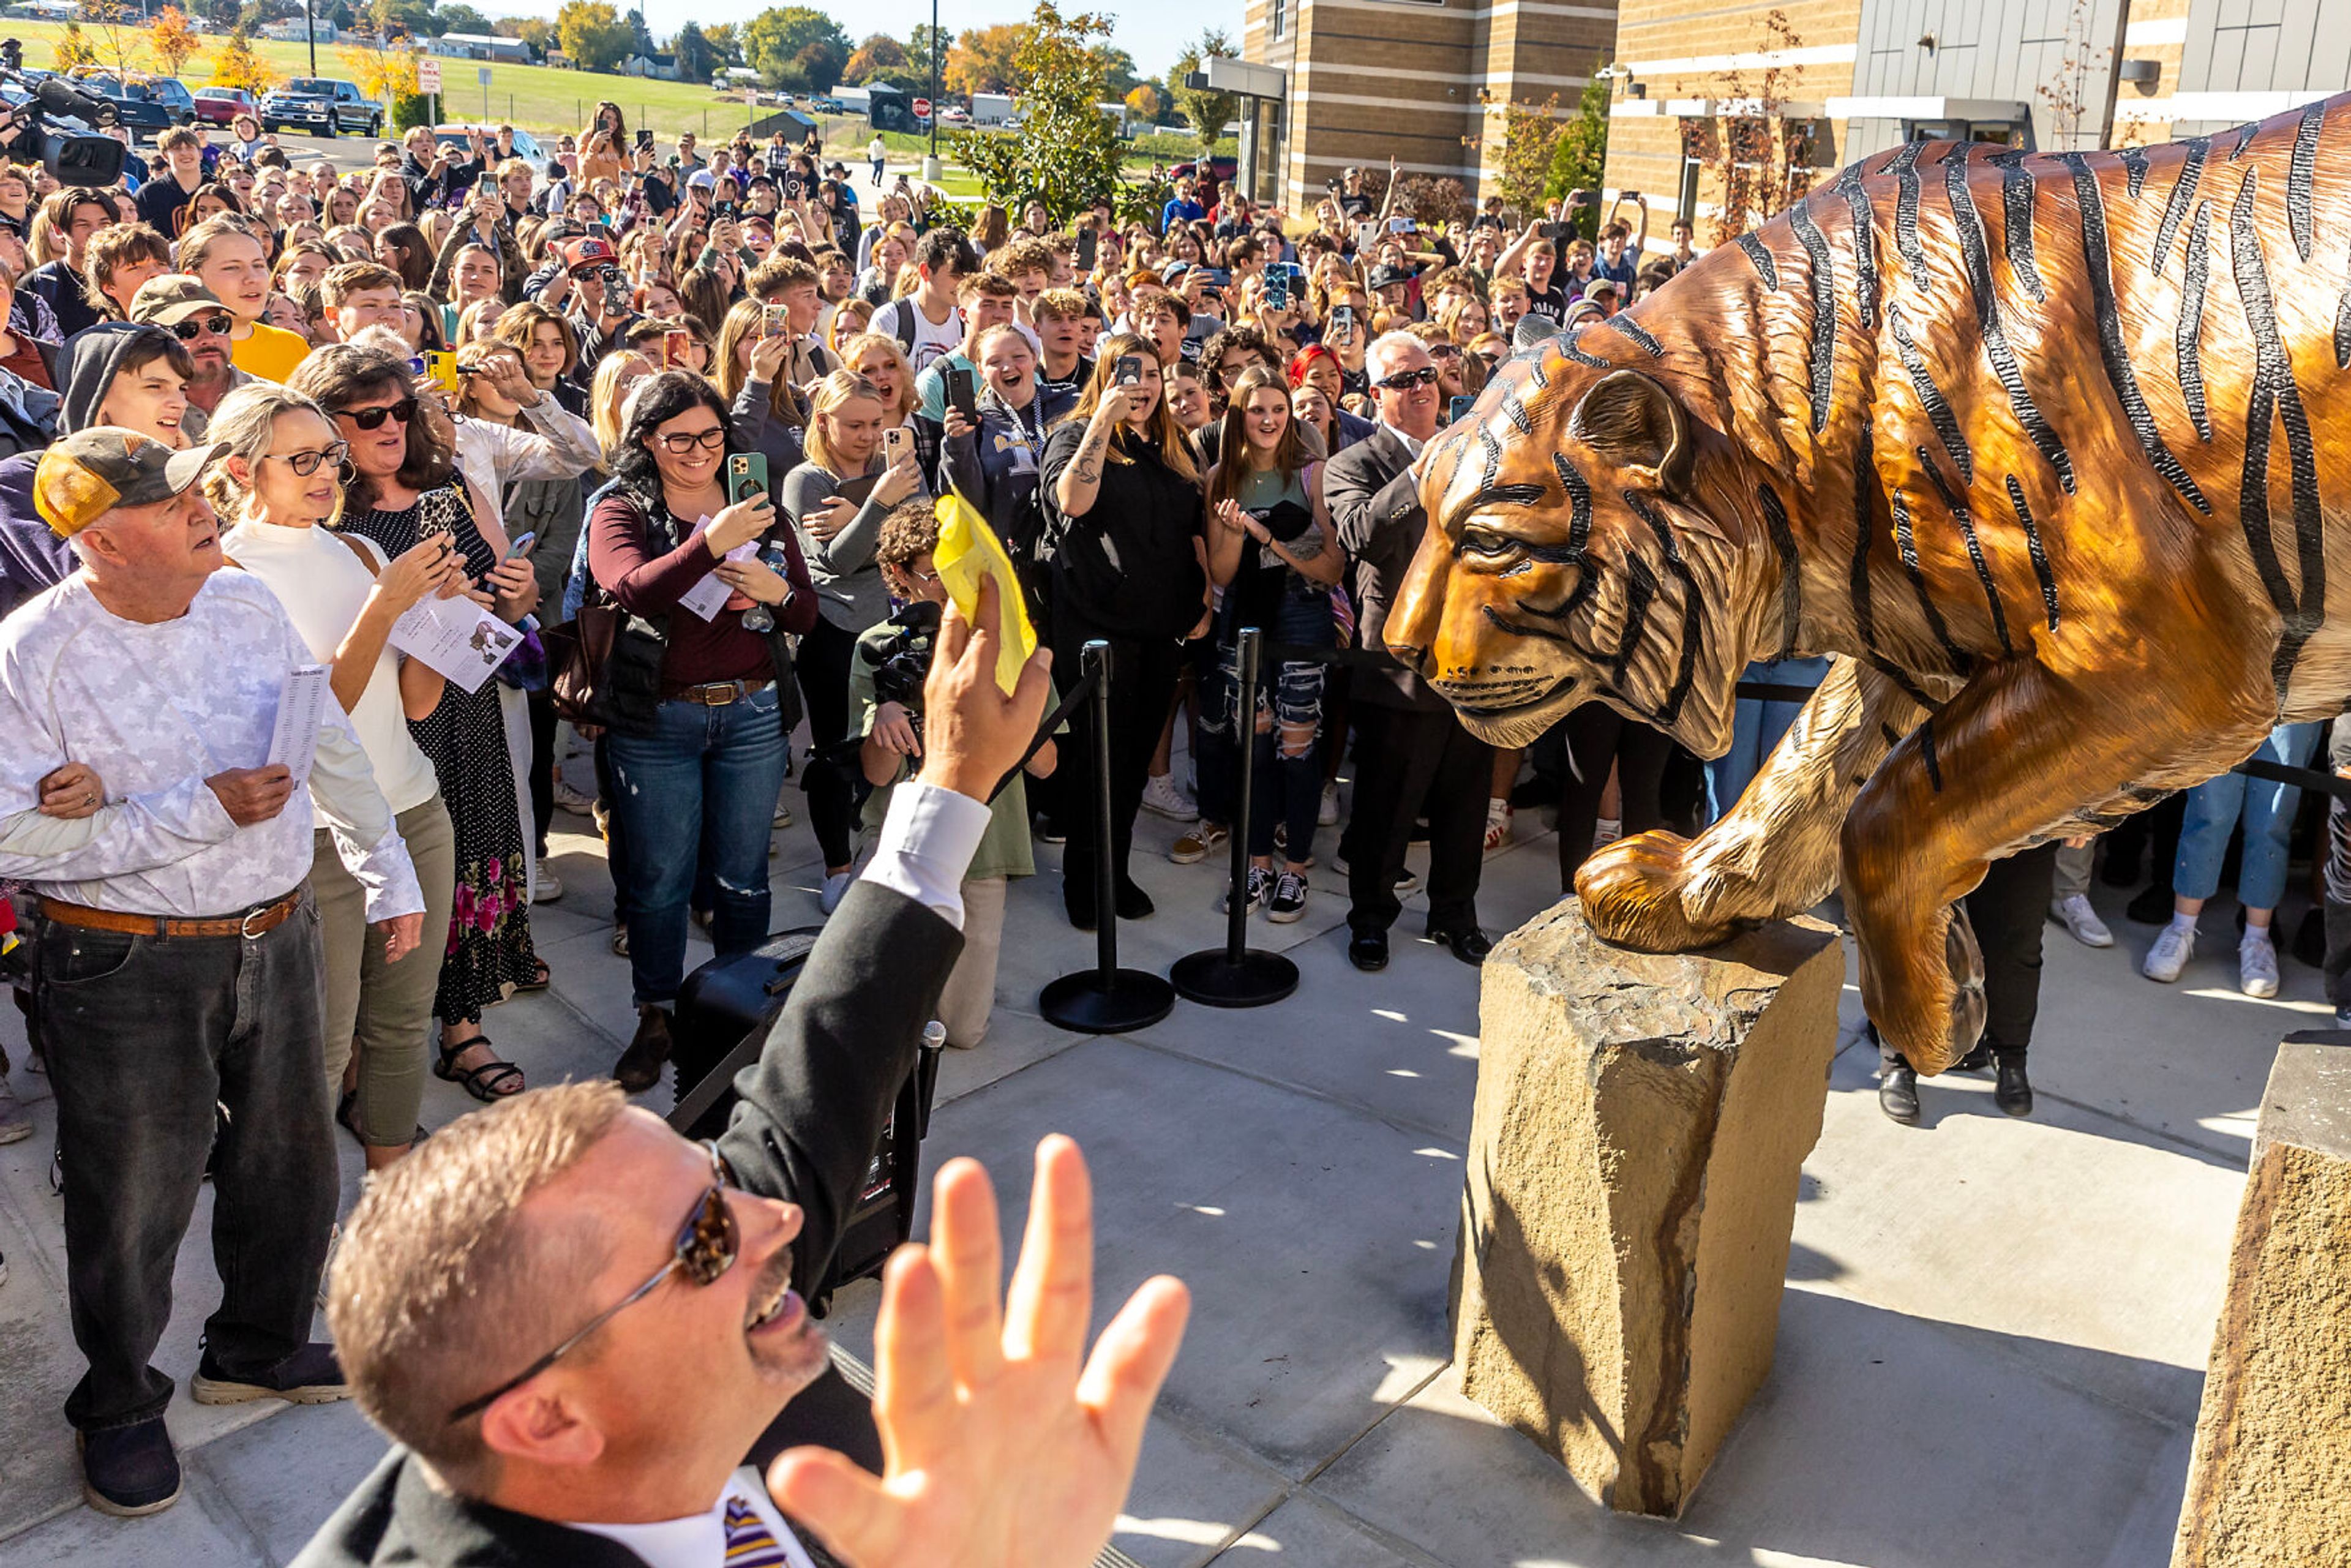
{"left": 1271, "top": 0, "right": 1285, "bottom": 39}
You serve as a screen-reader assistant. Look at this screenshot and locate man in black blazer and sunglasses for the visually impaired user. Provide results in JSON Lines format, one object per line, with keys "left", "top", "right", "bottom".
{"left": 294, "top": 580, "right": 1190, "bottom": 1568}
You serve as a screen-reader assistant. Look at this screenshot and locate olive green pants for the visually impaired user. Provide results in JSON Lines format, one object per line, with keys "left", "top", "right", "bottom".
{"left": 313, "top": 795, "right": 456, "bottom": 1147}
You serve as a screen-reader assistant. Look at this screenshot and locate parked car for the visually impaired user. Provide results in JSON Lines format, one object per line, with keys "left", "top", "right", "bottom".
{"left": 1169, "top": 155, "right": 1240, "bottom": 184}
{"left": 259, "top": 77, "right": 381, "bottom": 138}
{"left": 192, "top": 86, "right": 258, "bottom": 127}
{"left": 939, "top": 104, "right": 972, "bottom": 125}
{"left": 69, "top": 70, "right": 196, "bottom": 140}
{"left": 431, "top": 122, "right": 542, "bottom": 169}
{"left": 808, "top": 96, "right": 845, "bottom": 114}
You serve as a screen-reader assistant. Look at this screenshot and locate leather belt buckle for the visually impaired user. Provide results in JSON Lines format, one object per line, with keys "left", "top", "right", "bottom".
{"left": 241, "top": 902, "right": 276, "bottom": 939}
{"left": 704, "top": 681, "right": 737, "bottom": 707}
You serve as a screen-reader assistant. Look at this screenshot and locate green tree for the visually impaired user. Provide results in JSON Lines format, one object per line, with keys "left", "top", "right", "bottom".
{"left": 1164, "top": 29, "right": 1237, "bottom": 146}
{"left": 673, "top": 21, "right": 714, "bottom": 80}
{"left": 1544, "top": 74, "right": 1611, "bottom": 236}
{"left": 951, "top": 2, "right": 1150, "bottom": 225}
{"left": 436, "top": 1, "right": 490, "bottom": 32}
{"left": 555, "top": 0, "right": 634, "bottom": 70}
{"left": 625, "top": 6, "right": 654, "bottom": 56}
{"left": 904, "top": 22, "right": 947, "bottom": 86}
{"left": 703, "top": 22, "right": 741, "bottom": 65}
{"left": 1472, "top": 90, "right": 1564, "bottom": 219}
{"left": 1091, "top": 43, "right": 1138, "bottom": 98}
{"left": 370, "top": 0, "right": 435, "bottom": 40}
{"left": 742, "top": 6, "right": 849, "bottom": 92}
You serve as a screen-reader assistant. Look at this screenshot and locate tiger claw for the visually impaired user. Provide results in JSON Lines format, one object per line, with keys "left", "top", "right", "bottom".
{"left": 1575, "top": 830, "right": 1753, "bottom": 952}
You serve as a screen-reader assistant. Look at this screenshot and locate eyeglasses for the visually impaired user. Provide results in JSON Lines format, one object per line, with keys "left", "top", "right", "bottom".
{"left": 1425, "top": 342, "right": 1462, "bottom": 360}
{"left": 445, "top": 1140, "right": 739, "bottom": 1424}
{"left": 334, "top": 397, "right": 418, "bottom": 430}
{"left": 1374, "top": 366, "right": 1442, "bottom": 391}
{"left": 656, "top": 426, "right": 729, "bottom": 453}
{"left": 168, "top": 313, "right": 234, "bottom": 339}
{"left": 264, "top": 440, "right": 349, "bottom": 475}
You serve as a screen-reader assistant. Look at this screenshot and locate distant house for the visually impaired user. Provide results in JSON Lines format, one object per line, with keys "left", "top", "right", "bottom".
{"left": 622, "top": 52, "right": 679, "bottom": 81}
{"left": 430, "top": 33, "right": 533, "bottom": 64}
{"left": 260, "top": 16, "right": 339, "bottom": 42}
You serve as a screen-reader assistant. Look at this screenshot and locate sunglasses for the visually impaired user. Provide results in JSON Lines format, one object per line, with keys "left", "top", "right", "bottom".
{"left": 169, "top": 313, "right": 234, "bottom": 339}
{"left": 334, "top": 397, "right": 418, "bottom": 430}
{"left": 264, "top": 440, "right": 350, "bottom": 476}
{"left": 656, "top": 427, "right": 728, "bottom": 453}
{"left": 446, "top": 1141, "right": 739, "bottom": 1423}
{"left": 1374, "top": 366, "right": 1442, "bottom": 391}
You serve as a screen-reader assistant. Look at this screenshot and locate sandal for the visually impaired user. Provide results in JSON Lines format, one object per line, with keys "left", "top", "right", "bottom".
{"left": 435, "top": 1038, "right": 525, "bottom": 1103}
{"left": 515, "top": 961, "right": 552, "bottom": 994}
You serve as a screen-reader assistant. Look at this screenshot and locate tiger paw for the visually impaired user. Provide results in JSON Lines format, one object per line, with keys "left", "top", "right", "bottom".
{"left": 1867, "top": 900, "right": 1988, "bottom": 1076}
{"left": 1574, "top": 830, "right": 1753, "bottom": 953}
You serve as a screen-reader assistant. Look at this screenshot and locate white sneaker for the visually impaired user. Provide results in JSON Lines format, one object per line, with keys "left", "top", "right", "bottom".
{"left": 553, "top": 779, "right": 596, "bottom": 816}
{"left": 1317, "top": 781, "right": 1340, "bottom": 827}
{"left": 2050, "top": 894, "right": 2113, "bottom": 948}
{"left": 0, "top": 1082, "right": 31, "bottom": 1145}
{"left": 2240, "top": 933, "right": 2281, "bottom": 999}
{"left": 1141, "top": 774, "right": 1199, "bottom": 822}
{"left": 773, "top": 799, "right": 795, "bottom": 828}
{"left": 1594, "top": 816, "right": 1622, "bottom": 848}
{"left": 533, "top": 868, "right": 564, "bottom": 904}
{"left": 2142, "top": 922, "right": 2196, "bottom": 983}
{"left": 819, "top": 870, "right": 855, "bottom": 915}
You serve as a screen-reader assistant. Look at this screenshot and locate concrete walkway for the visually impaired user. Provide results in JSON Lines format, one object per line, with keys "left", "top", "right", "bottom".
{"left": 0, "top": 747, "right": 2279, "bottom": 1566}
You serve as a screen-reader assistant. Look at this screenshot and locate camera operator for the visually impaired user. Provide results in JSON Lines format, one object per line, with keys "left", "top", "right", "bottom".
{"left": 854, "top": 501, "right": 1056, "bottom": 1049}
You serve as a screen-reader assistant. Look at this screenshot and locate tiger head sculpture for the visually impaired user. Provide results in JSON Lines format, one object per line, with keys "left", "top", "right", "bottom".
{"left": 1384, "top": 97, "right": 2351, "bottom": 1078}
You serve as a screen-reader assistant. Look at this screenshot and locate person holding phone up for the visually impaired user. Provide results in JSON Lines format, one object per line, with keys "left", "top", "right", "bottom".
{"left": 782, "top": 369, "right": 930, "bottom": 914}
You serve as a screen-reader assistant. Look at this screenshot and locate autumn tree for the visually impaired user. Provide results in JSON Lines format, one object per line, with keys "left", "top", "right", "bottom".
{"left": 210, "top": 28, "right": 283, "bottom": 93}
{"left": 51, "top": 21, "right": 98, "bottom": 71}
{"left": 1690, "top": 11, "right": 1817, "bottom": 241}
{"left": 337, "top": 32, "right": 419, "bottom": 100}
{"left": 151, "top": 6, "right": 201, "bottom": 77}
{"left": 555, "top": 0, "right": 634, "bottom": 72}
{"left": 1544, "top": 73, "right": 1611, "bottom": 235}
{"left": 83, "top": 0, "right": 151, "bottom": 80}
{"left": 844, "top": 32, "right": 906, "bottom": 82}
{"left": 1123, "top": 83, "right": 1160, "bottom": 123}
{"left": 951, "top": 2, "right": 1152, "bottom": 225}
{"left": 1468, "top": 91, "right": 1564, "bottom": 219}
{"left": 945, "top": 23, "right": 1026, "bottom": 97}
{"left": 1164, "top": 29, "right": 1237, "bottom": 146}
{"left": 741, "top": 7, "right": 849, "bottom": 93}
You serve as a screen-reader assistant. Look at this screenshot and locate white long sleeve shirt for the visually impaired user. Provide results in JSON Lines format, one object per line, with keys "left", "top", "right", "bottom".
{"left": 451, "top": 396, "right": 604, "bottom": 550}
{"left": 0, "top": 569, "right": 423, "bottom": 923}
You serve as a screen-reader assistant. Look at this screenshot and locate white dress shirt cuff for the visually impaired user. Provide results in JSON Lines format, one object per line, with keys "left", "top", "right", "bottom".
{"left": 352, "top": 822, "right": 426, "bottom": 924}
{"left": 859, "top": 780, "right": 991, "bottom": 931}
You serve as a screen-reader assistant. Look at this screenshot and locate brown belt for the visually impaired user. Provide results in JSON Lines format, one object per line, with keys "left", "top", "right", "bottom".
{"left": 667, "top": 677, "right": 772, "bottom": 707}
{"left": 40, "top": 890, "right": 302, "bottom": 940}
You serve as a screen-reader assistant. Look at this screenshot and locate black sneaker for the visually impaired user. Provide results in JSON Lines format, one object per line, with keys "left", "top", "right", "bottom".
{"left": 80, "top": 1417, "right": 181, "bottom": 1516}
{"left": 1267, "top": 870, "right": 1308, "bottom": 923}
{"left": 1222, "top": 866, "right": 1272, "bottom": 915}
{"left": 192, "top": 1341, "right": 350, "bottom": 1406}
{"left": 613, "top": 1005, "right": 673, "bottom": 1094}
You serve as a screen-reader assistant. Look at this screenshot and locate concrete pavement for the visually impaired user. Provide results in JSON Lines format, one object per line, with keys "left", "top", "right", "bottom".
{"left": 0, "top": 744, "right": 2284, "bottom": 1566}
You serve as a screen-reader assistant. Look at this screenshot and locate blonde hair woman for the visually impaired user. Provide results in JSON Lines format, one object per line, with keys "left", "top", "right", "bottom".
{"left": 714, "top": 297, "right": 808, "bottom": 475}
{"left": 825, "top": 296, "right": 874, "bottom": 356}
{"left": 834, "top": 332, "right": 917, "bottom": 426}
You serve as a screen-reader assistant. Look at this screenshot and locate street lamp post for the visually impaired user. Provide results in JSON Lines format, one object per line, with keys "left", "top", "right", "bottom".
{"left": 306, "top": 0, "right": 317, "bottom": 78}
{"left": 922, "top": 0, "right": 942, "bottom": 182}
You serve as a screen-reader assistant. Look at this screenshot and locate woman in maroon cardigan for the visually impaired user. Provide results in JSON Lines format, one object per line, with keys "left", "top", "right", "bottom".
{"left": 586, "top": 370, "right": 817, "bottom": 1092}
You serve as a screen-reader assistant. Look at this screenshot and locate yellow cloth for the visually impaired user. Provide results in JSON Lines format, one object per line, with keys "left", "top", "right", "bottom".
{"left": 931, "top": 490, "right": 1035, "bottom": 696}
{"left": 230, "top": 322, "right": 312, "bottom": 384}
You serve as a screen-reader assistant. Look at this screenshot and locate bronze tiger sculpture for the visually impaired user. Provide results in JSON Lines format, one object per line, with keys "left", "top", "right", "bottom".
{"left": 1389, "top": 96, "right": 2351, "bottom": 1075}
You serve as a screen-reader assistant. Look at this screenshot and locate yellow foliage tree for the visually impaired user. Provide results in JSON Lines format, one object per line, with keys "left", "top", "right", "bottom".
{"left": 210, "top": 31, "right": 283, "bottom": 96}
{"left": 51, "top": 21, "right": 97, "bottom": 71}
{"left": 151, "top": 6, "right": 200, "bottom": 78}
{"left": 83, "top": 0, "right": 151, "bottom": 79}
{"left": 337, "top": 36, "right": 419, "bottom": 102}
{"left": 1123, "top": 83, "right": 1159, "bottom": 122}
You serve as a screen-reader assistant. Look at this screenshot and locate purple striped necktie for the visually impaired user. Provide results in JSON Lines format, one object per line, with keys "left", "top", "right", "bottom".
{"left": 721, "top": 1496, "right": 791, "bottom": 1567}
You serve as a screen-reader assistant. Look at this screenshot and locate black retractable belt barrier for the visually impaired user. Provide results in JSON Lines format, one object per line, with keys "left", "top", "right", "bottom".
{"left": 1039, "top": 640, "right": 1176, "bottom": 1033}
{"left": 1171, "top": 626, "right": 1300, "bottom": 1007}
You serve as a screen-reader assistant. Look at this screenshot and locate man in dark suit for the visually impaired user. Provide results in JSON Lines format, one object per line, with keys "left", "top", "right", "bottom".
{"left": 1325, "top": 332, "right": 1494, "bottom": 973}
{"left": 293, "top": 580, "right": 1190, "bottom": 1568}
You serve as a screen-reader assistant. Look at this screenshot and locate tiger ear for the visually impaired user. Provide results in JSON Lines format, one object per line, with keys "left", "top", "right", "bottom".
{"left": 1565, "top": 370, "right": 1695, "bottom": 501}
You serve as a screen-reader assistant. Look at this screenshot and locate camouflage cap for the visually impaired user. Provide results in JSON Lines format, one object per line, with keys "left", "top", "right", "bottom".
{"left": 34, "top": 428, "right": 227, "bottom": 539}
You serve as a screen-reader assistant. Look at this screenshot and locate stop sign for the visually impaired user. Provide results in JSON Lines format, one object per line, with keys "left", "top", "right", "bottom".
{"left": 912, "top": 97, "right": 932, "bottom": 119}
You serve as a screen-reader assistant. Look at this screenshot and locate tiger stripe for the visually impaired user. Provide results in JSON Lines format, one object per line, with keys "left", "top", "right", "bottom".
{"left": 2063, "top": 154, "right": 2211, "bottom": 514}
{"left": 1622, "top": 491, "right": 1704, "bottom": 727}
{"left": 1944, "top": 156, "right": 2075, "bottom": 492}
{"left": 1559, "top": 335, "right": 1614, "bottom": 371}
{"left": 2289, "top": 100, "right": 2323, "bottom": 263}
{"left": 1889, "top": 303, "right": 1972, "bottom": 484}
{"left": 2337, "top": 269, "right": 2351, "bottom": 370}
{"left": 2148, "top": 137, "right": 2208, "bottom": 276}
{"left": 1501, "top": 393, "right": 1534, "bottom": 437}
{"left": 1918, "top": 715, "right": 1944, "bottom": 792}
{"left": 1789, "top": 203, "right": 1838, "bottom": 434}
{"left": 2003, "top": 475, "right": 2062, "bottom": 634}
{"left": 1991, "top": 152, "right": 2048, "bottom": 302}
{"left": 1605, "top": 313, "right": 1665, "bottom": 359}
{"left": 1757, "top": 481, "right": 1802, "bottom": 659}
{"left": 2227, "top": 169, "right": 2326, "bottom": 707}
{"left": 1609, "top": 550, "right": 1659, "bottom": 689}
{"left": 1834, "top": 163, "right": 1881, "bottom": 328}
{"left": 1890, "top": 488, "right": 1970, "bottom": 673}
{"left": 1849, "top": 423, "right": 1881, "bottom": 652}
{"left": 1918, "top": 446, "right": 2012, "bottom": 658}
{"left": 2178, "top": 200, "right": 2214, "bottom": 440}
{"left": 1736, "top": 231, "right": 1780, "bottom": 291}
{"left": 2118, "top": 146, "right": 2151, "bottom": 199}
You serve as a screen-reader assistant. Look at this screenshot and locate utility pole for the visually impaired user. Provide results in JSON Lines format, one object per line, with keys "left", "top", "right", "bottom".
{"left": 306, "top": 0, "right": 317, "bottom": 77}
{"left": 923, "top": 0, "right": 940, "bottom": 181}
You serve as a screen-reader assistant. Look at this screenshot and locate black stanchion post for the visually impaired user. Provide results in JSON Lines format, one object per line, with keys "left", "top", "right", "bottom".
{"left": 1170, "top": 626, "right": 1300, "bottom": 1007}
{"left": 1040, "top": 641, "right": 1176, "bottom": 1033}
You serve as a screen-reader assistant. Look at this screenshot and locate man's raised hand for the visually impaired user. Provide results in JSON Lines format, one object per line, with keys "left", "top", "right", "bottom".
{"left": 768, "top": 1136, "right": 1189, "bottom": 1568}
{"left": 910, "top": 573, "right": 1051, "bottom": 804}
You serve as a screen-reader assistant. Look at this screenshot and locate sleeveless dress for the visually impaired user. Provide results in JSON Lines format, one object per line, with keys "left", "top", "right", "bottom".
{"left": 341, "top": 485, "right": 541, "bottom": 1026}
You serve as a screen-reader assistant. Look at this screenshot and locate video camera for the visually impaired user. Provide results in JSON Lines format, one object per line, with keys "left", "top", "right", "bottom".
{"left": 861, "top": 598, "right": 940, "bottom": 711}
{"left": 0, "top": 41, "right": 127, "bottom": 186}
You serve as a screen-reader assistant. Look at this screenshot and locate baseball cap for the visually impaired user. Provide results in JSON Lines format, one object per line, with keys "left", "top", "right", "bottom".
{"left": 35, "top": 429, "right": 227, "bottom": 539}
{"left": 1367, "top": 264, "right": 1412, "bottom": 293}
{"left": 560, "top": 236, "right": 619, "bottom": 273}
{"left": 1583, "top": 278, "right": 1620, "bottom": 301}
{"left": 686, "top": 168, "right": 716, "bottom": 190}
{"left": 127, "top": 275, "right": 228, "bottom": 326}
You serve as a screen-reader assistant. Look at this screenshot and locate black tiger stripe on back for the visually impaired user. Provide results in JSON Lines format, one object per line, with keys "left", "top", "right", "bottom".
{"left": 2118, "top": 146, "right": 2151, "bottom": 199}
{"left": 1757, "top": 481, "right": 1802, "bottom": 659}
{"left": 2338, "top": 268, "right": 2351, "bottom": 371}
{"left": 1850, "top": 423, "right": 1881, "bottom": 653}
{"left": 1833, "top": 163, "right": 1881, "bottom": 327}
{"left": 2178, "top": 200, "right": 2214, "bottom": 440}
{"left": 1605, "top": 313, "right": 1665, "bottom": 359}
{"left": 1889, "top": 303, "right": 1971, "bottom": 484}
{"left": 1500, "top": 392, "right": 1534, "bottom": 437}
{"left": 2149, "top": 136, "right": 2208, "bottom": 276}
{"left": 2002, "top": 475, "right": 2062, "bottom": 633}
{"left": 1559, "top": 334, "right": 1614, "bottom": 371}
{"left": 1621, "top": 491, "right": 1703, "bottom": 728}
{"left": 1889, "top": 488, "right": 1970, "bottom": 673}
{"left": 1916, "top": 446, "right": 2012, "bottom": 657}
{"left": 1736, "top": 231, "right": 1780, "bottom": 291}
{"left": 1789, "top": 203, "right": 1838, "bottom": 434}
{"left": 2227, "top": 170, "right": 2327, "bottom": 707}
{"left": 1990, "top": 151, "right": 2048, "bottom": 302}
{"left": 2289, "top": 99, "right": 2323, "bottom": 263}
{"left": 1918, "top": 715, "right": 1943, "bottom": 792}
{"left": 2061, "top": 154, "right": 2211, "bottom": 515}
{"left": 1943, "top": 156, "right": 2075, "bottom": 492}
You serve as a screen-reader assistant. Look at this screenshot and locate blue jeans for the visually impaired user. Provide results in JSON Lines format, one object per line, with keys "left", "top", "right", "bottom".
{"left": 2174, "top": 721, "right": 2322, "bottom": 912}
{"left": 1706, "top": 656, "right": 1830, "bottom": 822}
{"left": 609, "top": 686, "right": 790, "bottom": 1005}
{"left": 1199, "top": 587, "right": 1333, "bottom": 861}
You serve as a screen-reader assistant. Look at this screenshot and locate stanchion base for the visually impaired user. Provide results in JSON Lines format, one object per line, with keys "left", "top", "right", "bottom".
{"left": 1169, "top": 947, "right": 1299, "bottom": 1008}
{"left": 1039, "top": 969, "right": 1177, "bottom": 1033}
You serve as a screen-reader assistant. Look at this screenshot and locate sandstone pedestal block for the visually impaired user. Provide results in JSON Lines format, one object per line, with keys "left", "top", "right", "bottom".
{"left": 1449, "top": 901, "right": 1844, "bottom": 1518}
{"left": 2172, "top": 1037, "right": 2351, "bottom": 1566}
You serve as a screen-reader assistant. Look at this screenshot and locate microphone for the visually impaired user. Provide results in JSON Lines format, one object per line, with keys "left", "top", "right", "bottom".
{"left": 31, "top": 75, "right": 113, "bottom": 125}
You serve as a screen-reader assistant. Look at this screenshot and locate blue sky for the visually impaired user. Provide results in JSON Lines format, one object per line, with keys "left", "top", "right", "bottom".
{"left": 539, "top": 0, "right": 1246, "bottom": 80}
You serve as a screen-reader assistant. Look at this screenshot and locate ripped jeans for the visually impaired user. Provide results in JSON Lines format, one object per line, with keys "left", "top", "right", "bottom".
{"left": 607, "top": 686, "right": 789, "bottom": 1006}
{"left": 1198, "top": 585, "right": 1334, "bottom": 863}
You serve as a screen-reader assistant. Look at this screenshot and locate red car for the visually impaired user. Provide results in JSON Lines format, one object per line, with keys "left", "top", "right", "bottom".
{"left": 193, "top": 86, "right": 258, "bottom": 127}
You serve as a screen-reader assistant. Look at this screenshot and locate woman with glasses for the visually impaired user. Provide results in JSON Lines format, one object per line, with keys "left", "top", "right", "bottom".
{"left": 781, "top": 369, "right": 928, "bottom": 913}
{"left": 587, "top": 371, "right": 817, "bottom": 1091}
{"left": 292, "top": 343, "right": 544, "bottom": 1105}
{"left": 211, "top": 382, "right": 466, "bottom": 1168}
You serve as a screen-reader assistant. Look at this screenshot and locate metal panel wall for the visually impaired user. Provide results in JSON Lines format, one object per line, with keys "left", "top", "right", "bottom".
{"left": 1850, "top": 0, "right": 2131, "bottom": 147}
{"left": 2179, "top": 0, "right": 2351, "bottom": 94}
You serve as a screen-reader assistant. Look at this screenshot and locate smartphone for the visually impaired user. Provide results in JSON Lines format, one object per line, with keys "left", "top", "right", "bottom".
{"left": 762, "top": 303, "right": 790, "bottom": 338}
{"left": 662, "top": 328, "right": 692, "bottom": 369}
{"left": 1263, "top": 274, "right": 1289, "bottom": 310}
{"left": 945, "top": 365, "right": 977, "bottom": 421}
{"left": 726, "top": 452, "right": 770, "bottom": 507}
{"left": 1114, "top": 354, "right": 1144, "bottom": 387}
{"left": 635, "top": 127, "right": 653, "bottom": 149}
{"left": 1388, "top": 216, "right": 1412, "bottom": 234}
{"left": 1354, "top": 222, "right": 1378, "bottom": 253}
{"left": 881, "top": 426, "right": 910, "bottom": 463}
{"left": 503, "top": 530, "right": 537, "bottom": 561}
{"left": 423, "top": 349, "right": 460, "bottom": 394}
{"left": 1074, "top": 225, "right": 1097, "bottom": 272}
{"left": 1447, "top": 394, "right": 1474, "bottom": 425}
{"left": 1329, "top": 306, "right": 1355, "bottom": 346}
